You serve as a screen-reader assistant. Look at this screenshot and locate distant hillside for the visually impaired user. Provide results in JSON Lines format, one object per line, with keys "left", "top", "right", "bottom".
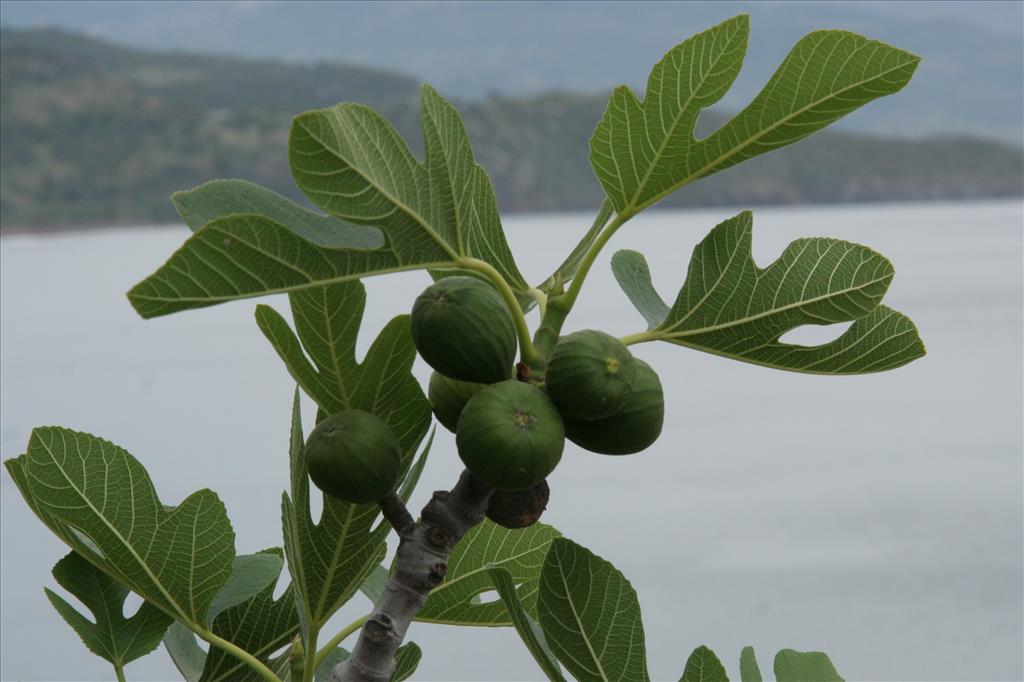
{"left": 432, "top": 95, "right": 1024, "bottom": 213}
{"left": 3, "top": 2, "right": 1021, "bottom": 143}
{"left": 2, "top": 28, "right": 1021, "bottom": 232}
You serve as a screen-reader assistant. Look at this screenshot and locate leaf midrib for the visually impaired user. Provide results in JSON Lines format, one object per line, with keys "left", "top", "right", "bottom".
{"left": 321, "top": 544, "right": 383, "bottom": 623}
{"left": 311, "top": 503, "right": 360, "bottom": 625}
{"left": 633, "top": 53, "right": 918, "bottom": 214}
{"left": 86, "top": 564, "right": 126, "bottom": 663}
{"left": 659, "top": 272, "right": 892, "bottom": 337}
{"left": 556, "top": 561, "right": 609, "bottom": 682}
{"left": 319, "top": 286, "right": 353, "bottom": 409}
{"left": 131, "top": 261, "right": 446, "bottom": 305}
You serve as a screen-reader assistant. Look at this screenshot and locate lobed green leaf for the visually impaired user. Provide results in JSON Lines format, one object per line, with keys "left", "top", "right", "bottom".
{"left": 263, "top": 290, "right": 429, "bottom": 627}
{"left": 590, "top": 14, "right": 919, "bottom": 216}
{"left": 45, "top": 551, "right": 172, "bottom": 670}
{"left": 590, "top": 15, "right": 748, "bottom": 215}
{"left": 129, "top": 86, "right": 531, "bottom": 318}
{"left": 263, "top": 281, "right": 431, "bottom": 631}
{"left": 5, "top": 428, "right": 234, "bottom": 629}
{"left": 279, "top": 392, "right": 386, "bottom": 634}
{"left": 613, "top": 212, "right": 925, "bottom": 374}
{"left": 257, "top": 282, "right": 430, "bottom": 457}
{"left": 419, "top": 85, "right": 532, "bottom": 303}
{"left": 291, "top": 85, "right": 528, "bottom": 290}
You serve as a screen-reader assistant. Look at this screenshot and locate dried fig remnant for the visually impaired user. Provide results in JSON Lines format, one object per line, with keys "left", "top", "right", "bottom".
{"left": 486, "top": 480, "right": 550, "bottom": 529}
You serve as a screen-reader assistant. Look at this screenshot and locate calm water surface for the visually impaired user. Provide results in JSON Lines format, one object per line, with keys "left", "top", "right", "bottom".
{"left": 2, "top": 201, "right": 1022, "bottom": 681}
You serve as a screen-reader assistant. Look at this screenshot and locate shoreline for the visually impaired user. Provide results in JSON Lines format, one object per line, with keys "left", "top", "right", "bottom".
{"left": 3, "top": 195, "right": 1021, "bottom": 239}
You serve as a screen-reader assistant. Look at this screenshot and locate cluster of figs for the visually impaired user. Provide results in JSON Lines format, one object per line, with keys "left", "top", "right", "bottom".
{"left": 306, "top": 276, "right": 664, "bottom": 528}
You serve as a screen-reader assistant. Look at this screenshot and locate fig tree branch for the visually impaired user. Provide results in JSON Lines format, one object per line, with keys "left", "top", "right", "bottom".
{"left": 331, "top": 469, "right": 493, "bottom": 682}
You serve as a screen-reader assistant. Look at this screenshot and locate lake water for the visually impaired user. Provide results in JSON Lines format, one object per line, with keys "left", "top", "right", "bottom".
{"left": 2, "top": 201, "right": 1022, "bottom": 681}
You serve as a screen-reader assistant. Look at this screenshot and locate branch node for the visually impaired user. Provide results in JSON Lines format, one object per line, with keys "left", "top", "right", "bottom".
{"left": 424, "top": 526, "right": 451, "bottom": 550}
{"left": 427, "top": 561, "right": 447, "bottom": 585}
{"left": 364, "top": 614, "right": 394, "bottom": 643}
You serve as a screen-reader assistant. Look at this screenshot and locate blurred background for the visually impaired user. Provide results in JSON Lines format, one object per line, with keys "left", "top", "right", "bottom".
{"left": 1, "top": 2, "right": 1021, "bottom": 681}
{"left": 2, "top": 0, "right": 1023, "bottom": 229}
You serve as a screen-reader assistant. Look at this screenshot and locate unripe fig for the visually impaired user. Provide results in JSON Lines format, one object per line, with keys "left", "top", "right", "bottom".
{"left": 564, "top": 359, "right": 664, "bottom": 455}
{"left": 545, "top": 330, "right": 637, "bottom": 420}
{"left": 456, "top": 380, "right": 564, "bottom": 492}
{"left": 486, "top": 480, "right": 550, "bottom": 529}
{"left": 411, "top": 276, "right": 517, "bottom": 383}
{"left": 305, "top": 410, "right": 401, "bottom": 504}
{"left": 428, "top": 371, "right": 486, "bottom": 433}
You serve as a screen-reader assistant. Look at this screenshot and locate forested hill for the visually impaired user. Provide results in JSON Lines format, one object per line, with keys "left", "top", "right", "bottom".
{"left": 2, "top": 27, "right": 1021, "bottom": 233}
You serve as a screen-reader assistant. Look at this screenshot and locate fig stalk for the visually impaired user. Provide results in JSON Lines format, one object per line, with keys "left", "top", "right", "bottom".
{"left": 531, "top": 293, "right": 571, "bottom": 361}
{"left": 377, "top": 492, "right": 414, "bottom": 535}
{"left": 331, "top": 470, "right": 493, "bottom": 682}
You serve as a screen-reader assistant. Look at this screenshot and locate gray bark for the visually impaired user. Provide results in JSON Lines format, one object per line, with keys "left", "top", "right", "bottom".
{"left": 331, "top": 470, "right": 493, "bottom": 681}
